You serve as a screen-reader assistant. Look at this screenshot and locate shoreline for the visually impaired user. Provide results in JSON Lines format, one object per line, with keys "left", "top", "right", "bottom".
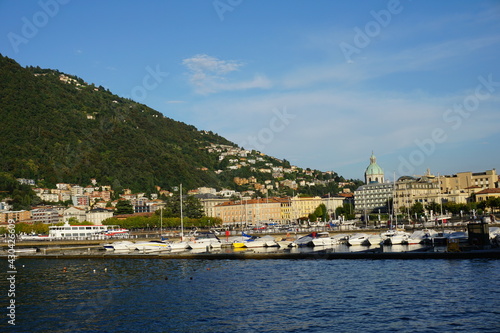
{"left": 5, "top": 248, "right": 500, "bottom": 260}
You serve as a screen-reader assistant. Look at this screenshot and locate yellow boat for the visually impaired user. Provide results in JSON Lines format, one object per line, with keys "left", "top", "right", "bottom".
{"left": 232, "top": 242, "right": 246, "bottom": 248}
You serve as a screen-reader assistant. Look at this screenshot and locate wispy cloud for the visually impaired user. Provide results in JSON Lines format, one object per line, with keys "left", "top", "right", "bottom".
{"left": 189, "top": 85, "right": 500, "bottom": 173}
{"left": 182, "top": 54, "right": 271, "bottom": 94}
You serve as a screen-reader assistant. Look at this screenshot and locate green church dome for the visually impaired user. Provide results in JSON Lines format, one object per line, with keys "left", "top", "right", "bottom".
{"left": 365, "top": 152, "right": 384, "bottom": 183}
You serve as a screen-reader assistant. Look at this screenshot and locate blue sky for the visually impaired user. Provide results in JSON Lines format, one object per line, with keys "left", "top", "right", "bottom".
{"left": 1, "top": 0, "right": 500, "bottom": 181}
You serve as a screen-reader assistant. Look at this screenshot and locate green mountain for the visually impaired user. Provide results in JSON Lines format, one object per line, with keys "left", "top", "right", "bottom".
{"left": 0, "top": 54, "right": 233, "bottom": 192}
{"left": 0, "top": 55, "right": 356, "bottom": 198}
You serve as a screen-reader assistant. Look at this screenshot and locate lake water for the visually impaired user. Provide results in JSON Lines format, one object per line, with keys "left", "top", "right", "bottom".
{"left": 2, "top": 257, "right": 500, "bottom": 332}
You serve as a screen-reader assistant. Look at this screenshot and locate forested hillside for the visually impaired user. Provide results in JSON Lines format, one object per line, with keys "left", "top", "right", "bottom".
{"left": 0, "top": 54, "right": 233, "bottom": 192}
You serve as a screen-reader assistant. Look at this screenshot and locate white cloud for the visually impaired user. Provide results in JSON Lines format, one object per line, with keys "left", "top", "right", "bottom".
{"left": 182, "top": 54, "right": 272, "bottom": 94}
{"left": 187, "top": 85, "right": 500, "bottom": 174}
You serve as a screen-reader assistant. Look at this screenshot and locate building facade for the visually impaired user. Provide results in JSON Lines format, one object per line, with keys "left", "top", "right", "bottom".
{"left": 355, "top": 183, "right": 394, "bottom": 214}
{"left": 440, "top": 169, "right": 498, "bottom": 193}
{"left": 0, "top": 210, "right": 31, "bottom": 223}
{"left": 214, "top": 198, "right": 282, "bottom": 225}
{"left": 31, "top": 207, "right": 61, "bottom": 224}
{"left": 355, "top": 153, "right": 393, "bottom": 213}
{"left": 393, "top": 176, "right": 440, "bottom": 212}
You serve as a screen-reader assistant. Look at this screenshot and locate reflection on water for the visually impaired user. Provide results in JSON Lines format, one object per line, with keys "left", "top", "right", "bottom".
{"left": 3, "top": 257, "right": 500, "bottom": 332}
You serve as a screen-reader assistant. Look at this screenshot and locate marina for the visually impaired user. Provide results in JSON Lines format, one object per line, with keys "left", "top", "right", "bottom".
{"left": 5, "top": 223, "right": 500, "bottom": 260}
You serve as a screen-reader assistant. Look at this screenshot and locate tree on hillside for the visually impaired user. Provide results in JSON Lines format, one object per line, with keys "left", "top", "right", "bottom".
{"left": 115, "top": 200, "right": 134, "bottom": 215}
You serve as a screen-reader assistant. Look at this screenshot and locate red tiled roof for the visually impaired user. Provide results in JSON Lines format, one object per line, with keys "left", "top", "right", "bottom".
{"left": 475, "top": 188, "right": 500, "bottom": 195}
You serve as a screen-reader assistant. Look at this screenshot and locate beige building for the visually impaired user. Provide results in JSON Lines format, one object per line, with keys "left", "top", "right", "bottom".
{"left": 213, "top": 196, "right": 326, "bottom": 225}
{"left": 440, "top": 169, "right": 497, "bottom": 193}
{"left": 86, "top": 209, "right": 114, "bottom": 225}
{"left": 214, "top": 198, "right": 282, "bottom": 225}
{"left": 199, "top": 198, "right": 230, "bottom": 218}
{"left": 0, "top": 210, "right": 31, "bottom": 223}
{"left": 289, "top": 196, "right": 323, "bottom": 220}
{"left": 393, "top": 176, "right": 440, "bottom": 211}
{"left": 321, "top": 196, "right": 346, "bottom": 220}
{"left": 475, "top": 188, "right": 500, "bottom": 202}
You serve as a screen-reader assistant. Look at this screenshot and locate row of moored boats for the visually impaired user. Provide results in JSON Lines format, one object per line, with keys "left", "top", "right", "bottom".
{"left": 103, "top": 228, "right": 500, "bottom": 252}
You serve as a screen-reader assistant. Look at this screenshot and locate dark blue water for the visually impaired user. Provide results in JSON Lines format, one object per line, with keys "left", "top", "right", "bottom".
{"left": 2, "top": 258, "right": 500, "bottom": 332}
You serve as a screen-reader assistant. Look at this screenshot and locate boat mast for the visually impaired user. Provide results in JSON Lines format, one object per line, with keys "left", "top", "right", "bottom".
{"left": 393, "top": 172, "right": 398, "bottom": 229}
{"left": 180, "top": 183, "right": 184, "bottom": 241}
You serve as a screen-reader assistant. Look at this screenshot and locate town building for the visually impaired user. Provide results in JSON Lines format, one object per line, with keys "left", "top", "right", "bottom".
{"left": 439, "top": 169, "right": 498, "bottom": 193}
{"left": 365, "top": 152, "right": 384, "bottom": 184}
{"left": 214, "top": 198, "right": 282, "bottom": 226}
{"left": 30, "top": 207, "right": 61, "bottom": 224}
{"left": 85, "top": 208, "right": 114, "bottom": 225}
{"left": 0, "top": 210, "right": 31, "bottom": 223}
{"left": 393, "top": 175, "right": 440, "bottom": 212}
{"left": 321, "top": 196, "right": 348, "bottom": 220}
{"left": 475, "top": 188, "right": 500, "bottom": 202}
{"left": 0, "top": 201, "right": 13, "bottom": 211}
{"left": 289, "top": 196, "right": 323, "bottom": 221}
{"left": 355, "top": 153, "right": 393, "bottom": 214}
{"left": 198, "top": 197, "right": 230, "bottom": 218}
{"left": 63, "top": 207, "right": 88, "bottom": 222}
{"left": 72, "top": 195, "right": 90, "bottom": 207}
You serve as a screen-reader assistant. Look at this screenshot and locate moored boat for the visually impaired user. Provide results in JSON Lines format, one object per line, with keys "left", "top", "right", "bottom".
{"left": 103, "top": 240, "right": 134, "bottom": 251}
{"left": 134, "top": 240, "right": 171, "bottom": 252}
{"left": 347, "top": 233, "right": 370, "bottom": 246}
{"left": 380, "top": 230, "right": 410, "bottom": 245}
{"left": 187, "top": 232, "right": 222, "bottom": 250}
{"left": 311, "top": 232, "right": 334, "bottom": 247}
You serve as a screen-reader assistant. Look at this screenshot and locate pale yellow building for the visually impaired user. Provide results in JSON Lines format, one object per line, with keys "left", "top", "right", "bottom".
{"left": 214, "top": 198, "right": 282, "bottom": 225}
{"left": 393, "top": 176, "right": 440, "bottom": 211}
{"left": 475, "top": 188, "right": 500, "bottom": 202}
{"left": 440, "top": 169, "right": 497, "bottom": 193}
{"left": 199, "top": 198, "right": 230, "bottom": 218}
{"left": 289, "top": 196, "right": 323, "bottom": 220}
{"left": 213, "top": 196, "right": 327, "bottom": 225}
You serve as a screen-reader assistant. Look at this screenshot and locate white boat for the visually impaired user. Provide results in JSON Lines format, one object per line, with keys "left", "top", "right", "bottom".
{"left": 168, "top": 241, "right": 190, "bottom": 251}
{"left": 106, "top": 240, "right": 135, "bottom": 251}
{"left": 49, "top": 222, "right": 129, "bottom": 240}
{"left": 277, "top": 240, "right": 294, "bottom": 248}
{"left": 14, "top": 248, "right": 38, "bottom": 253}
{"left": 243, "top": 238, "right": 267, "bottom": 248}
{"left": 134, "top": 240, "right": 171, "bottom": 252}
{"left": 406, "top": 229, "right": 436, "bottom": 245}
{"left": 311, "top": 232, "right": 333, "bottom": 247}
{"left": 19, "top": 233, "right": 50, "bottom": 241}
{"left": 365, "top": 233, "right": 382, "bottom": 246}
{"left": 489, "top": 227, "right": 500, "bottom": 243}
{"left": 293, "top": 234, "right": 315, "bottom": 247}
{"left": 331, "top": 234, "right": 349, "bottom": 245}
{"left": 260, "top": 235, "right": 279, "bottom": 247}
{"left": 187, "top": 232, "right": 222, "bottom": 250}
{"left": 380, "top": 230, "right": 410, "bottom": 245}
{"left": 347, "top": 233, "right": 370, "bottom": 246}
